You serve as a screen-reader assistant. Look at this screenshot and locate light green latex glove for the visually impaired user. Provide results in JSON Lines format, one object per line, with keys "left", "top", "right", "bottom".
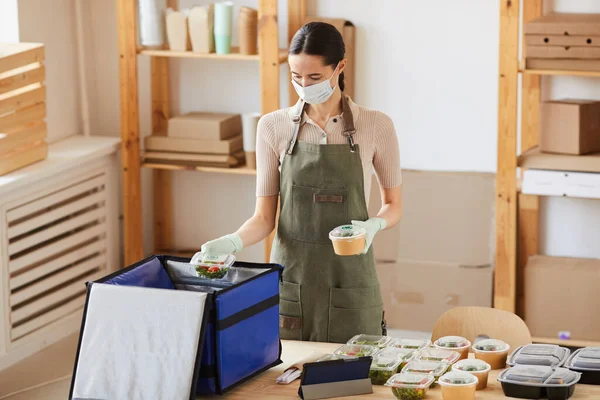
{"left": 191, "top": 233, "right": 243, "bottom": 264}
{"left": 351, "top": 217, "right": 387, "bottom": 255}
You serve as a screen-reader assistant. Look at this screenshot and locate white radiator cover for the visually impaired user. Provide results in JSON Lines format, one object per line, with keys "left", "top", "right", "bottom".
{"left": 0, "top": 153, "right": 119, "bottom": 370}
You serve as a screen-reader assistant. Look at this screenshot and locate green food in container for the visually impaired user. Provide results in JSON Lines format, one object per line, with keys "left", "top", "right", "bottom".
{"left": 196, "top": 266, "right": 229, "bottom": 279}
{"left": 333, "top": 344, "right": 378, "bottom": 359}
{"left": 386, "top": 373, "right": 434, "bottom": 400}
{"left": 347, "top": 334, "right": 391, "bottom": 348}
{"left": 369, "top": 348, "right": 411, "bottom": 385}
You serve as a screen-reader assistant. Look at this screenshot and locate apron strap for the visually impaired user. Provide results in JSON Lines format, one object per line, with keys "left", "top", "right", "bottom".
{"left": 341, "top": 95, "right": 356, "bottom": 153}
{"left": 286, "top": 100, "right": 306, "bottom": 155}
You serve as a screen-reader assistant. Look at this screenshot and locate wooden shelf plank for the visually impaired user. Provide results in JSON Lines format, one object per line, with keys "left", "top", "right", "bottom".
{"left": 520, "top": 67, "right": 600, "bottom": 78}
{"left": 519, "top": 147, "right": 600, "bottom": 173}
{"left": 533, "top": 336, "right": 600, "bottom": 349}
{"left": 142, "top": 161, "right": 257, "bottom": 176}
{"left": 139, "top": 48, "right": 289, "bottom": 64}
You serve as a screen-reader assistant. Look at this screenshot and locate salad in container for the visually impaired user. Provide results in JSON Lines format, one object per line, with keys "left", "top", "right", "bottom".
{"left": 369, "top": 348, "right": 417, "bottom": 385}
{"left": 472, "top": 338, "right": 510, "bottom": 369}
{"left": 329, "top": 225, "right": 366, "bottom": 256}
{"left": 416, "top": 348, "right": 460, "bottom": 365}
{"left": 438, "top": 371, "right": 478, "bottom": 400}
{"left": 333, "top": 344, "right": 378, "bottom": 359}
{"left": 401, "top": 360, "right": 449, "bottom": 385}
{"left": 192, "top": 254, "right": 235, "bottom": 279}
{"left": 565, "top": 346, "right": 600, "bottom": 385}
{"left": 347, "top": 334, "right": 391, "bottom": 348}
{"left": 452, "top": 359, "right": 491, "bottom": 390}
{"left": 433, "top": 336, "right": 471, "bottom": 360}
{"left": 384, "top": 373, "right": 434, "bottom": 400}
{"left": 497, "top": 365, "right": 581, "bottom": 400}
{"left": 389, "top": 338, "right": 431, "bottom": 351}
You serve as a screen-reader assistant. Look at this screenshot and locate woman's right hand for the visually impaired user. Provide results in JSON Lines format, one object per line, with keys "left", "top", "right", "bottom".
{"left": 191, "top": 233, "right": 243, "bottom": 264}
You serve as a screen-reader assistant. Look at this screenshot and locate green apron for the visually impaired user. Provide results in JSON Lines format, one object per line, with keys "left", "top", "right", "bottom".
{"left": 272, "top": 95, "right": 386, "bottom": 343}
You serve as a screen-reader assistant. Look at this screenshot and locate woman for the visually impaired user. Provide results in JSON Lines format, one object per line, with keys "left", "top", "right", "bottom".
{"left": 194, "top": 22, "right": 402, "bottom": 343}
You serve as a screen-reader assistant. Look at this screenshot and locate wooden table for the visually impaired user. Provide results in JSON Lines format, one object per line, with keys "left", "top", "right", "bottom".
{"left": 217, "top": 340, "right": 600, "bottom": 399}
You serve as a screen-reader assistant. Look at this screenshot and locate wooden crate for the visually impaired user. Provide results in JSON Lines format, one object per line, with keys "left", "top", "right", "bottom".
{"left": 0, "top": 43, "right": 47, "bottom": 176}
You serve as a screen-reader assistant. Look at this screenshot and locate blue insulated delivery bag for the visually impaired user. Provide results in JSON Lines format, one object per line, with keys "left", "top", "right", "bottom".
{"left": 69, "top": 255, "right": 283, "bottom": 399}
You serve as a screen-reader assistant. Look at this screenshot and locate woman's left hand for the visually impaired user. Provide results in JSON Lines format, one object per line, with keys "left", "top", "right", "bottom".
{"left": 351, "top": 217, "right": 387, "bottom": 254}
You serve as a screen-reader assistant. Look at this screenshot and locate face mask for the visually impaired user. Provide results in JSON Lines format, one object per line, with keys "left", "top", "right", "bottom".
{"left": 292, "top": 65, "right": 339, "bottom": 104}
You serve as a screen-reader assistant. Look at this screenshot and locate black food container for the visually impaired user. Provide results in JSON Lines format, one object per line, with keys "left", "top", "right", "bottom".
{"left": 565, "top": 347, "right": 600, "bottom": 385}
{"left": 497, "top": 365, "right": 581, "bottom": 400}
{"left": 507, "top": 344, "right": 571, "bottom": 368}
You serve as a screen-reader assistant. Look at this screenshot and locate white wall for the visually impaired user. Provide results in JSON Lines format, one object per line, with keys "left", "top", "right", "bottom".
{"left": 80, "top": 0, "right": 600, "bottom": 262}
{"left": 17, "top": 0, "right": 82, "bottom": 143}
{"left": 0, "top": 0, "right": 19, "bottom": 42}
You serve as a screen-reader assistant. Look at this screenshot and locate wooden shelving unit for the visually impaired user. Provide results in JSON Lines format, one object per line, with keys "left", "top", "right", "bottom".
{"left": 116, "top": 0, "right": 306, "bottom": 266}
{"left": 496, "top": 0, "right": 600, "bottom": 347}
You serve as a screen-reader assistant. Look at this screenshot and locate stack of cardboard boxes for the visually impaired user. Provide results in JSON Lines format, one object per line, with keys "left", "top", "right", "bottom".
{"left": 369, "top": 171, "right": 495, "bottom": 332}
{"left": 144, "top": 112, "right": 245, "bottom": 168}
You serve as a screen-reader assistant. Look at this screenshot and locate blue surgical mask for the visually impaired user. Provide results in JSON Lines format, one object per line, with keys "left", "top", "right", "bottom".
{"left": 292, "top": 65, "right": 339, "bottom": 104}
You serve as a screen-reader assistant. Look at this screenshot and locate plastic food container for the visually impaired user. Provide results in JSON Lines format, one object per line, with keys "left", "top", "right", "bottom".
{"left": 378, "top": 347, "right": 417, "bottom": 371}
{"left": 508, "top": 344, "right": 571, "bottom": 368}
{"left": 401, "top": 360, "right": 449, "bottom": 384}
{"left": 434, "top": 336, "right": 472, "bottom": 360}
{"left": 497, "top": 365, "right": 581, "bottom": 400}
{"left": 385, "top": 373, "right": 435, "bottom": 400}
{"left": 369, "top": 349, "right": 406, "bottom": 385}
{"left": 472, "top": 338, "right": 510, "bottom": 369}
{"left": 389, "top": 338, "right": 431, "bottom": 351}
{"left": 452, "top": 359, "right": 491, "bottom": 390}
{"left": 193, "top": 254, "right": 236, "bottom": 279}
{"left": 347, "top": 334, "right": 391, "bottom": 348}
{"left": 316, "top": 354, "right": 338, "bottom": 362}
{"left": 565, "top": 347, "right": 600, "bottom": 385}
{"left": 416, "top": 348, "right": 460, "bottom": 365}
{"left": 333, "top": 344, "right": 378, "bottom": 359}
{"left": 438, "top": 371, "right": 478, "bottom": 400}
{"left": 329, "top": 225, "right": 366, "bottom": 256}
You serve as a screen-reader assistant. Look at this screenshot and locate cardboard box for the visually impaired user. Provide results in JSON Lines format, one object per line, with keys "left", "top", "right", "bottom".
{"left": 540, "top": 100, "right": 600, "bottom": 155}
{"left": 519, "top": 146, "right": 600, "bottom": 173}
{"left": 526, "top": 58, "right": 600, "bottom": 72}
{"left": 168, "top": 112, "right": 242, "bottom": 140}
{"left": 527, "top": 45, "right": 600, "bottom": 59}
{"left": 522, "top": 169, "right": 600, "bottom": 199}
{"left": 524, "top": 255, "right": 600, "bottom": 341}
{"left": 376, "top": 260, "right": 494, "bottom": 332}
{"left": 145, "top": 134, "right": 243, "bottom": 155}
{"left": 525, "top": 13, "right": 600, "bottom": 36}
{"left": 368, "top": 171, "right": 495, "bottom": 265}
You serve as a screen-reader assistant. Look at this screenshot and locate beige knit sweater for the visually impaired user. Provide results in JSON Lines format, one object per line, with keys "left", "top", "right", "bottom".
{"left": 255, "top": 97, "right": 402, "bottom": 204}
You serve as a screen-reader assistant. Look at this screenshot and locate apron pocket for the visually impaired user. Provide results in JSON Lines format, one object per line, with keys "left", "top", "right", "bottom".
{"left": 291, "top": 184, "right": 348, "bottom": 244}
{"left": 279, "top": 281, "right": 302, "bottom": 340}
{"left": 328, "top": 285, "right": 384, "bottom": 343}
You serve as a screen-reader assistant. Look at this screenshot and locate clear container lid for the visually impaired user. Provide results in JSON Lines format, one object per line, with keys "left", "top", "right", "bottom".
{"left": 389, "top": 338, "right": 431, "bottom": 350}
{"left": 435, "top": 336, "right": 471, "bottom": 349}
{"left": 377, "top": 347, "right": 416, "bottom": 362}
{"left": 473, "top": 339, "right": 510, "bottom": 353}
{"left": 439, "top": 371, "right": 478, "bottom": 386}
{"left": 453, "top": 359, "right": 491, "bottom": 373}
{"left": 402, "top": 361, "right": 449, "bottom": 377}
{"left": 499, "top": 366, "right": 581, "bottom": 387}
{"left": 193, "top": 253, "right": 236, "bottom": 268}
{"left": 384, "top": 372, "right": 435, "bottom": 389}
{"left": 502, "top": 365, "right": 553, "bottom": 384}
{"left": 347, "top": 334, "right": 391, "bottom": 347}
{"left": 416, "top": 348, "right": 461, "bottom": 364}
{"left": 508, "top": 344, "right": 570, "bottom": 367}
{"left": 333, "top": 344, "right": 378, "bottom": 359}
{"left": 371, "top": 353, "right": 404, "bottom": 372}
{"left": 566, "top": 347, "right": 600, "bottom": 371}
{"left": 329, "top": 225, "right": 366, "bottom": 240}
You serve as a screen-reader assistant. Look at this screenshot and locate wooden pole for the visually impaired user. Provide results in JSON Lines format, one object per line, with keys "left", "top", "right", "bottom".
{"left": 116, "top": 0, "right": 144, "bottom": 265}
{"left": 287, "top": 0, "right": 306, "bottom": 107}
{"left": 516, "top": 0, "right": 543, "bottom": 317}
{"left": 259, "top": 0, "right": 280, "bottom": 262}
{"left": 494, "top": 0, "right": 520, "bottom": 313}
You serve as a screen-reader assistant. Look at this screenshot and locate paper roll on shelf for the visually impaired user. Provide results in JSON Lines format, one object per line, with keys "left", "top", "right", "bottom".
{"left": 239, "top": 7, "right": 258, "bottom": 55}
{"left": 139, "top": 0, "right": 167, "bottom": 48}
